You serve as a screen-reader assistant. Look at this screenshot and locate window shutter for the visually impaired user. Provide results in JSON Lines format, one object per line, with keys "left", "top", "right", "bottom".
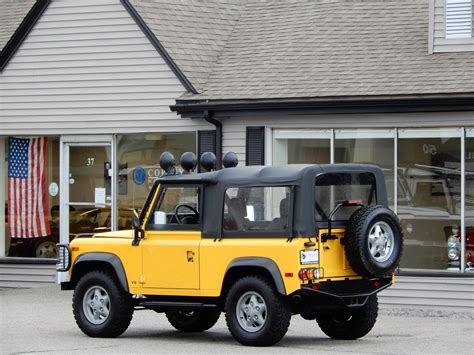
{"left": 198, "top": 130, "right": 216, "bottom": 172}
{"left": 446, "top": 0, "right": 472, "bottom": 38}
{"left": 246, "top": 127, "right": 265, "bottom": 166}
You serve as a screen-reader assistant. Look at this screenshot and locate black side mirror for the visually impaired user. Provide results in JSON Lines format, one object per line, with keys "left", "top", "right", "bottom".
{"left": 131, "top": 209, "right": 143, "bottom": 246}
{"left": 132, "top": 208, "right": 140, "bottom": 229}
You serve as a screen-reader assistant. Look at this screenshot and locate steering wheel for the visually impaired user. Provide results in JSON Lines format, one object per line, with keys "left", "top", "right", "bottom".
{"left": 173, "top": 204, "right": 199, "bottom": 224}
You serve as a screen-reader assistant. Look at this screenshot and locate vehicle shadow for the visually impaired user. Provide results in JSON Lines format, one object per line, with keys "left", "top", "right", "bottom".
{"left": 120, "top": 327, "right": 374, "bottom": 349}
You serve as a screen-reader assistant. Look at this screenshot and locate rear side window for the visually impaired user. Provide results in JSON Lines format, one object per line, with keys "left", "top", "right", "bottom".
{"left": 223, "top": 186, "right": 291, "bottom": 234}
{"left": 315, "top": 173, "right": 376, "bottom": 221}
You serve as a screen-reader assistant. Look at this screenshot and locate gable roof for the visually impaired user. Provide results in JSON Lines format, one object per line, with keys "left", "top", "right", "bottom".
{"left": 178, "top": 0, "right": 474, "bottom": 102}
{"left": 0, "top": 0, "right": 49, "bottom": 71}
{"left": 0, "top": 0, "right": 35, "bottom": 51}
{"left": 129, "top": 0, "right": 246, "bottom": 93}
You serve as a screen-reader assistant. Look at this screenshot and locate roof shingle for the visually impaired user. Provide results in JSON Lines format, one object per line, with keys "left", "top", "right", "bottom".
{"left": 0, "top": 0, "right": 35, "bottom": 52}
{"left": 190, "top": 0, "right": 474, "bottom": 100}
{"left": 130, "top": 0, "right": 246, "bottom": 92}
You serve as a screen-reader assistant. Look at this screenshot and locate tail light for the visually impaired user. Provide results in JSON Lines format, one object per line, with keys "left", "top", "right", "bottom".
{"left": 298, "top": 268, "right": 322, "bottom": 280}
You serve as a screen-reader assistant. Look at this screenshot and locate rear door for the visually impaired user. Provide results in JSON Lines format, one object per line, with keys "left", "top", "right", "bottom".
{"left": 315, "top": 172, "right": 377, "bottom": 278}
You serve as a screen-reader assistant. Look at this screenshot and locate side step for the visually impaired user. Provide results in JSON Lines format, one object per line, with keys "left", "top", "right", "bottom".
{"left": 139, "top": 301, "right": 218, "bottom": 311}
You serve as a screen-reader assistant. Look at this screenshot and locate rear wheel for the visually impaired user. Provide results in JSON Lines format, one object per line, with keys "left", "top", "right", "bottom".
{"left": 72, "top": 270, "right": 134, "bottom": 337}
{"left": 316, "top": 295, "right": 378, "bottom": 339}
{"left": 225, "top": 275, "right": 291, "bottom": 346}
{"left": 166, "top": 308, "right": 220, "bottom": 332}
{"left": 344, "top": 205, "right": 403, "bottom": 277}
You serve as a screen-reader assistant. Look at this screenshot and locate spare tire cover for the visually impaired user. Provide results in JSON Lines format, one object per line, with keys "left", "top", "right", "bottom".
{"left": 344, "top": 205, "right": 403, "bottom": 278}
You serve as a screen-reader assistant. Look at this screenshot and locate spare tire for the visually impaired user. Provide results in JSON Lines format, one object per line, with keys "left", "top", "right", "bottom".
{"left": 344, "top": 205, "right": 403, "bottom": 278}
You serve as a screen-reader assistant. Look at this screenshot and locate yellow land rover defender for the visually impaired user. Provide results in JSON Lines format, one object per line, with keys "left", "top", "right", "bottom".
{"left": 57, "top": 152, "right": 403, "bottom": 346}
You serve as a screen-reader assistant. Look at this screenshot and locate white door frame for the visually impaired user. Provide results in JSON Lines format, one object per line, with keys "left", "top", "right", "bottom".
{"left": 58, "top": 135, "right": 115, "bottom": 281}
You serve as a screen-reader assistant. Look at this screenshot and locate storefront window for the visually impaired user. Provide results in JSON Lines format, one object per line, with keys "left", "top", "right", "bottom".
{"left": 116, "top": 133, "right": 197, "bottom": 229}
{"left": 272, "top": 130, "right": 331, "bottom": 165}
{"left": 3, "top": 137, "right": 60, "bottom": 258}
{"left": 398, "top": 129, "right": 462, "bottom": 270}
{"left": 465, "top": 129, "right": 474, "bottom": 272}
{"left": 335, "top": 130, "right": 395, "bottom": 209}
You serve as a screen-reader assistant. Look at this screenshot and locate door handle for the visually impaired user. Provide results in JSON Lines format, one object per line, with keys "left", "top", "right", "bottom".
{"left": 187, "top": 250, "right": 195, "bottom": 262}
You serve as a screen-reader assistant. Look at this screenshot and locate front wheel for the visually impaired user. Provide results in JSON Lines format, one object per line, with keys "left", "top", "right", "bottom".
{"left": 72, "top": 270, "right": 134, "bottom": 337}
{"left": 316, "top": 295, "right": 378, "bottom": 339}
{"left": 166, "top": 308, "right": 220, "bottom": 332}
{"left": 225, "top": 276, "right": 291, "bottom": 346}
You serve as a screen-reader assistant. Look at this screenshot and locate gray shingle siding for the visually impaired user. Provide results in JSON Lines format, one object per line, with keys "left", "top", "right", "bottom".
{"left": 130, "top": 0, "right": 246, "bottom": 92}
{"left": 0, "top": 0, "right": 35, "bottom": 51}
{"left": 187, "top": 0, "right": 474, "bottom": 101}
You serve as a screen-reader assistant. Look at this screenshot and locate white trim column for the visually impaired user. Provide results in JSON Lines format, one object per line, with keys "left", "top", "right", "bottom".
{"left": 461, "top": 128, "right": 465, "bottom": 273}
{"left": 0, "top": 137, "right": 6, "bottom": 257}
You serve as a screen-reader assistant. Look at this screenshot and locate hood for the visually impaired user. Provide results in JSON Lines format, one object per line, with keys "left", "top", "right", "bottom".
{"left": 92, "top": 230, "right": 134, "bottom": 239}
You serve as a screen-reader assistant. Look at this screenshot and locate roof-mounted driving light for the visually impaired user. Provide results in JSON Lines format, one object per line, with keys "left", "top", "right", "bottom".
{"left": 180, "top": 152, "right": 197, "bottom": 174}
{"left": 160, "top": 151, "right": 177, "bottom": 175}
{"left": 200, "top": 152, "right": 217, "bottom": 172}
{"left": 223, "top": 151, "right": 239, "bottom": 168}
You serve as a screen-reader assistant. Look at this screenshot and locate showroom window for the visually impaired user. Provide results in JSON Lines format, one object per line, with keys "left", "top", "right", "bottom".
{"left": 116, "top": 133, "right": 197, "bottom": 230}
{"left": 335, "top": 129, "right": 395, "bottom": 209}
{"left": 272, "top": 130, "right": 331, "bottom": 165}
{"left": 465, "top": 129, "right": 474, "bottom": 272}
{"left": 398, "top": 129, "right": 462, "bottom": 271}
{"left": 271, "top": 127, "right": 473, "bottom": 273}
{"left": 2, "top": 137, "right": 60, "bottom": 258}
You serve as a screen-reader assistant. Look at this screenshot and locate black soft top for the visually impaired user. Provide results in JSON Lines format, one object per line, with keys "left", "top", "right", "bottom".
{"left": 156, "top": 164, "right": 387, "bottom": 238}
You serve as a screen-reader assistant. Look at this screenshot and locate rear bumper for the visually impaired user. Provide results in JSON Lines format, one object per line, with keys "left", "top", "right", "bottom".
{"left": 296, "top": 277, "right": 392, "bottom": 309}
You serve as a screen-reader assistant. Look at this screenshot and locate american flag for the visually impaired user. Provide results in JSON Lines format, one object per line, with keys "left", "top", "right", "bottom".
{"left": 8, "top": 137, "right": 51, "bottom": 238}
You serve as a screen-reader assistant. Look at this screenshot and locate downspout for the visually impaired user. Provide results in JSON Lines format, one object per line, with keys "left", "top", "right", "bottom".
{"left": 204, "top": 110, "right": 222, "bottom": 169}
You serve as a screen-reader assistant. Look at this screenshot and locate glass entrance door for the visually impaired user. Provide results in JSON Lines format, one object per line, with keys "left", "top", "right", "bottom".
{"left": 60, "top": 138, "right": 115, "bottom": 245}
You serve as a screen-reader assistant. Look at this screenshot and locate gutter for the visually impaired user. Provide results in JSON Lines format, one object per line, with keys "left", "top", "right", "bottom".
{"left": 204, "top": 110, "right": 222, "bottom": 169}
{"left": 170, "top": 94, "right": 474, "bottom": 118}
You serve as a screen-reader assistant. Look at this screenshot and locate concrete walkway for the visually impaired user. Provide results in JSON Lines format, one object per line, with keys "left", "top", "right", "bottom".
{"left": 0, "top": 286, "right": 473, "bottom": 354}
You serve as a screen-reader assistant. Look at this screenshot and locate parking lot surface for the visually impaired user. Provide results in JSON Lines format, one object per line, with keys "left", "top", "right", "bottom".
{"left": 1, "top": 286, "right": 473, "bottom": 354}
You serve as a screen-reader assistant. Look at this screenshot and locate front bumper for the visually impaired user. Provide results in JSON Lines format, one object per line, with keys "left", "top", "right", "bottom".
{"left": 297, "top": 277, "right": 392, "bottom": 308}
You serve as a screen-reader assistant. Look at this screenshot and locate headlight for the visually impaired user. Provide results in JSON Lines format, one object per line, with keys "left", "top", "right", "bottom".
{"left": 448, "top": 248, "right": 460, "bottom": 261}
{"left": 56, "top": 243, "right": 71, "bottom": 271}
{"left": 447, "top": 236, "right": 460, "bottom": 248}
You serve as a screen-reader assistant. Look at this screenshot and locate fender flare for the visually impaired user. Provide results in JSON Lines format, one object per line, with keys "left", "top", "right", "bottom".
{"left": 226, "top": 257, "right": 286, "bottom": 295}
{"left": 73, "top": 252, "right": 129, "bottom": 292}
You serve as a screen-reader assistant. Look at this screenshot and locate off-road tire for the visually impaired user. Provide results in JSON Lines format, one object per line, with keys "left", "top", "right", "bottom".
{"left": 316, "top": 295, "right": 378, "bottom": 339}
{"left": 72, "top": 270, "right": 134, "bottom": 338}
{"left": 166, "top": 308, "right": 221, "bottom": 332}
{"left": 344, "top": 205, "right": 403, "bottom": 277}
{"left": 225, "top": 275, "right": 291, "bottom": 346}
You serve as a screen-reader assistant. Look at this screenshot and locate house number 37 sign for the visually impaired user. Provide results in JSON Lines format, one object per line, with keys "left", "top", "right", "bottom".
{"left": 86, "top": 157, "right": 95, "bottom": 166}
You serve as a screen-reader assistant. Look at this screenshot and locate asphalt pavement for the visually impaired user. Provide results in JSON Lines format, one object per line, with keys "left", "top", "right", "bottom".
{"left": 0, "top": 286, "right": 473, "bottom": 355}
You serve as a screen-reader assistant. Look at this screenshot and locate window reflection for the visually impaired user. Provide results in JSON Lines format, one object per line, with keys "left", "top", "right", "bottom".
{"left": 116, "top": 133, "right": 196, "bottom": 229}
{"left": 272, "top": 130, "right": 330, "bottom": 165}
{"left": 398, "top": 134, "right": 461, "bottom": 270}
{"left": 465, "top": 134, "right": 474, "bottom": 271}
{"left": 335, "top": 134, "right": 394, "bottom": 209}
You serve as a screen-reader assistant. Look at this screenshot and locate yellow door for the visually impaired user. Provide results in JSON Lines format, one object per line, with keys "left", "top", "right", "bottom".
{"left": 141, "top": 231, "right": 200, "bottom": 289}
